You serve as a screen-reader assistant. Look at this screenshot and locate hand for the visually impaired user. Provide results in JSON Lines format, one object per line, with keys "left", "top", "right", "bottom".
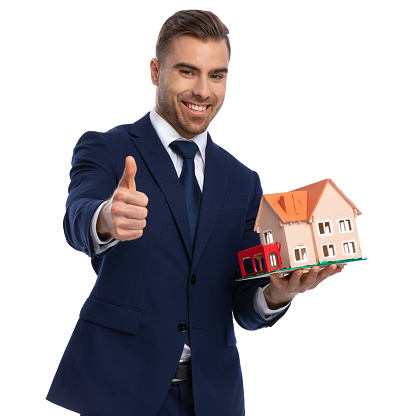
{"left": 263, "top": 265, "right": 343, "bottom": 310}
{"left": 96, "top": 156, "right": 148, "bottom": 241}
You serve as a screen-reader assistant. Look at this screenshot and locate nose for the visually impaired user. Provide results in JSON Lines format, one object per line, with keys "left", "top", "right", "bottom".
{"left": 192, "top": 76, "right": 211, "bottom": 99}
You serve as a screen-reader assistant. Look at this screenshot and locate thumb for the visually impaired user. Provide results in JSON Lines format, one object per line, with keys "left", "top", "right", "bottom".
{"left": 118, "top": 156, "right": 137, "bottom": 190}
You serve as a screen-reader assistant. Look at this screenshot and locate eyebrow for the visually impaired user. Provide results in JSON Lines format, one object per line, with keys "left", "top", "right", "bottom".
{"left": 173, "top": 62, "right": 228, "bottom": 74}
{"left": 212, "top": 67, "right": 229, "bottom": 74}
{"left": 173, "top": 62, "right": 198, "bottom": 71}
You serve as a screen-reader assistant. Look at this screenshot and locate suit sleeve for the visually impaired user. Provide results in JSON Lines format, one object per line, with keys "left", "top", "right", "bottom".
{"left": 232, "top": 171, "right": 289, "bottom": 330}
{"left": 63, "top": 131, "right": 121, "bottom": 259}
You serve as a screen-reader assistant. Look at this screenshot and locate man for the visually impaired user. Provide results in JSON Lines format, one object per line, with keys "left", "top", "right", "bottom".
{"left": 47, "top": 10, "right": 341, "bottom": 416}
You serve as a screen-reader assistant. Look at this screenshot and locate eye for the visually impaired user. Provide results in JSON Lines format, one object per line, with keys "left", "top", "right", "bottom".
{"left": 180, "top": 70, "right": 194, "bottom": 76}
{"left": 211, "top": 73, "right": 226, "bottom": 80}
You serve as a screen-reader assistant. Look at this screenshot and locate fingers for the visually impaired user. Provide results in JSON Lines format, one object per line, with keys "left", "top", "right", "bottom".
{"left": 266, "top": 264, "right": 343, "bottom": 307}
{"left": 268, "top": 269, "right": 304, "bottom": 295}
{"left": 110, "top": 198, "right": 148, "bottom": 241}
{"left": 301, "top": 266, "right": 320, "bottom": 287}
{"left": 111, "top": 220, "right": 146, "bottom": 241}
{"left": 271, "top": 265, "right": 341, "bottom": 292}
{"left": 113, "top": 187, "right": 149, "bottom": 207}
{"left": 118, "top": 156, "right": 137, "bottom": 190}
{"left": 111, "top": 196, "right": 148, "bottom": 222}
{"left": 304, "top": 264, "right": 341, "bottom": 290}
{"left": 288, "top": 269, "right": 303, "bottom": 286}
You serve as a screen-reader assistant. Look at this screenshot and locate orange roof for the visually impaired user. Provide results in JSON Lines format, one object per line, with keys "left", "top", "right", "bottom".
{"left": 262, "top": 179, "right": 361, "bottom": 223}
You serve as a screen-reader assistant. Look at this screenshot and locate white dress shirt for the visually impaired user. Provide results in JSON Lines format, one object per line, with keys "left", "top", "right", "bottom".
{"left": 90, "top": 108, "right": 288, "bottom": 362}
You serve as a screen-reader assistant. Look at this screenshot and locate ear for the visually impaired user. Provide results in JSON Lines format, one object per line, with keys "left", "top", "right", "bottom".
{"left": 150, "top": 58, "right": 160, "bottom": 86}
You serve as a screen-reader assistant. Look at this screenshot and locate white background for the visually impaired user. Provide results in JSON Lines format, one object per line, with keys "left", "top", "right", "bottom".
{"left": 1, "top": 1, "right": 415, "bottom": 415}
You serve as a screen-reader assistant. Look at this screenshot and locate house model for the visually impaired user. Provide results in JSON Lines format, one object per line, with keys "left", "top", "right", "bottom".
{"left": 238, "top": 179, "right": 365, "bottom": 279}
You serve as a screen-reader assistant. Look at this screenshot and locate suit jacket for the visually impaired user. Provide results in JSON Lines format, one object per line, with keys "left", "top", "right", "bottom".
{"left": 47, "top": 113, "right": 288, "bottom": 416}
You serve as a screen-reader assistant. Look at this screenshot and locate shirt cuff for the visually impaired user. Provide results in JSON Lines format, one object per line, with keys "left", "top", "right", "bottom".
{"left": 253, "top": 285, "right": 291, "bottom": 321}
{"left": 90, "top": 201, "right": 120, "bottom": 255}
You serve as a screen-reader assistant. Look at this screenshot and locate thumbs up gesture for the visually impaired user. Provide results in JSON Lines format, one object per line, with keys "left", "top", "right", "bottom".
{"left": 97, "top": 156, "right": 149, "bottom": 241}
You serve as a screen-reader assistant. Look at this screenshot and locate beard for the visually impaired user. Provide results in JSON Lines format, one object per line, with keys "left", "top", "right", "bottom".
{"left": 156, "top": 87, "right": 222, "bottom": 138}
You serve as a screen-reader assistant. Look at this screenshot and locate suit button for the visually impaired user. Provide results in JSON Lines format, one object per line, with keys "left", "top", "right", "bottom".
{"left": 178, "top": 322, "right": 188, "bottom": 333}
{"left": 190, "top": 275, "right": 197, "bottom": 285}
{"left": 83, "top": 246, "right": 89, "bottom": 256}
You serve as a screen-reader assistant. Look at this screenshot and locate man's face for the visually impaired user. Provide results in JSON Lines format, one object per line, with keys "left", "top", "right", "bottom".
{"left": 151, "top": 35, "right": 229, "bottom": 139}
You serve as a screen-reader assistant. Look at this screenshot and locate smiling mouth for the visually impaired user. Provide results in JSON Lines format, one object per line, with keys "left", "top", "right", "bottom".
{"left": 183, "top": 102, "right": 210, "bottom": 113}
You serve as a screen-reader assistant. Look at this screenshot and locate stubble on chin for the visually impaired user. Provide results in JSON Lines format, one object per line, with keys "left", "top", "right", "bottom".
{"left": 158, "top": 97, "right": 216, "bottom": 137}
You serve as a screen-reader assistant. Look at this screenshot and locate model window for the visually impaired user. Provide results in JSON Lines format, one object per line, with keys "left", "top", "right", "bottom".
{"left": 242, "top": 258, "right": 254, "bottom": 275}
{"left": 343, "top": 240, "right": 357, "bottom": 255}
{"left": 322, "top": 244, "right": 336, "bottom": 258}
{"left": 317, "top": 220, "right": 333, "bottom": 236}
{"left": 293, "top": 247, "right": 308, "bottom": 263}
{"left": 269, "top": 252, "right": 278, "bottom": 267}
{"left": 339, "top": 218, "right": 353, "bottom": 233}
{"left": 254, "top": 255, "right": 266, "bottom": 272}
{"left": 264, "top": 230, "right": 273, "bottom": 244}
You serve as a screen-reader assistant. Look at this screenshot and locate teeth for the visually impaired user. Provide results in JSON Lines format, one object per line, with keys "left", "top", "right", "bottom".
{"left": 187, "top": 103, "right": 207, "bottom": 112}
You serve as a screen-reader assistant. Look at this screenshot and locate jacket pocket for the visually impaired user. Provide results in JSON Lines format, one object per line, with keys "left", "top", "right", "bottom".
{"left": 80, "top": 296, "right": 142, "bottom": 335}
{"left": 226, "top": 320, "right": 237, "bottom": 346}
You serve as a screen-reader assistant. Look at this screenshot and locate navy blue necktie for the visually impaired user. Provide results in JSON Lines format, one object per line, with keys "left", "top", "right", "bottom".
{"left": 169, "top": 140, "right": 202, "bottom": 248}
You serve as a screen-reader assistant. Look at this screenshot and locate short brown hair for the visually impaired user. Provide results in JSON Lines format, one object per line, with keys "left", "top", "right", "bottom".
{"left": 156, "top": 10, "right": 231, "bottom": 64}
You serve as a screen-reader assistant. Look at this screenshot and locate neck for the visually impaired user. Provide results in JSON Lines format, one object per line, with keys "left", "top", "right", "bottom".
{"left": 155, "top": 106, "right": 197, "bottom": 140}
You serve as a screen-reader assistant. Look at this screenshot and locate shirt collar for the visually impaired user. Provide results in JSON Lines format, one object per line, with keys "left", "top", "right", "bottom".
{"left": 149, "top": 107, "right": 207, "bottom": 163}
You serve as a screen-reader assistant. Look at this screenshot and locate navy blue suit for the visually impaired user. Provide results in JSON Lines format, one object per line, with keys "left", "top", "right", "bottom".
{"left": 47, "top": 113, "right": 288, "bottom": 415}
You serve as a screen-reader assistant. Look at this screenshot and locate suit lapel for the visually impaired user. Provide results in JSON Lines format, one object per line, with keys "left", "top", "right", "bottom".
{"left": 128, "top": 115, "right": 230, "bottom": 266}
{"left": 129, "top": 114, "right": 193, "bottom": 259}
{"left": 192, "top": 135, "right": 230, "bottom": 271}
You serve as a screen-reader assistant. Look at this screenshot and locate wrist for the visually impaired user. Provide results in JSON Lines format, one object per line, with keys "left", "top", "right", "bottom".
{"left": 263, "top": 285, "right": 294, "bottom": 310}
{"left": 96, "top": 200, "right": 113, "bottom": 241}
